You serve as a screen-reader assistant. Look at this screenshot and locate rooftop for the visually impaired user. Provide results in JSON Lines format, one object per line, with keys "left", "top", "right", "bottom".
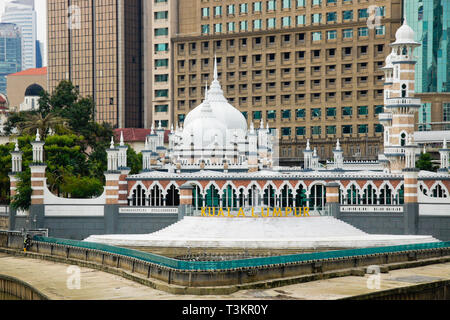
{"left": 7, "top": 67, "right": 47, "bottom": 77}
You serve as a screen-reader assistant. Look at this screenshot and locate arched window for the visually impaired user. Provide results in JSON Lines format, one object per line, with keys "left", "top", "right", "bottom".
{"left": 280, "top": 185, "right": 294, "bottom": 207}
{"left": 400, "top": 132, "right": 407, "bottom": 147}
{"left": 165, "top": 185, "right": 180, "bottom": 206}
{"left": 237, "top": 188, "right": 245, "bottom": 207}
{"left": 362, "top": 185, "right": 376, "bottom": 205}
{"left": 397, "top": 185, "right": 405, "bottom": 204}
{"left": 131, "top": 185, "right": 146, "bottom": 207}
{"left": 295, "top": 185, "right": 307, "bottom": 207}
{"left": 401, "top": 84, "right": 407, "bottom": 98}
{"left": 222, "top": 185, "right": 237, "bottom": 208}
{"left": 192, "top": 185, "right": 203, "bottom": 209}
{"left": 379, "top": 185, "right": 393, "bottom": 205}
{"left": 310, "top": 184, "right": 325, "bottom": 210}
{"left": 205, "top": 185, "right": 220, "bottom": 207}
{"left": 431, "top": 184, "right": 447, "bottom": 198}
{"left": 150, "top": 185, "right": 163, "bottom": 206}
{"left": 247, "top": 185, "right": 260, "bottom": 207}
{"left": 263, "top": 185, "right": 276, "bottom": 207}
{"left": 347, "top": 185, "right": 359, "bottom": 205}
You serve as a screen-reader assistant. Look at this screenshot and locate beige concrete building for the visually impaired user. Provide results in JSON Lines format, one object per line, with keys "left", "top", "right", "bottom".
{"left": 6, "top": 67, "right": 47, "bottom": 112}
{"left": 46, "top": 0, "right": 143, "bottom": 129}
{"left": 173, "top": 0, "right": 403, "bottom": 164}
{"left": 143, "top": 0, "right": 178, "bottom": 129}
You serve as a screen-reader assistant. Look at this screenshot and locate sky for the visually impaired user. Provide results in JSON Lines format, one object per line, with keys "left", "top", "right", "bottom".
{"left": 0, "top": 0, "right": 47, "bottom": 65}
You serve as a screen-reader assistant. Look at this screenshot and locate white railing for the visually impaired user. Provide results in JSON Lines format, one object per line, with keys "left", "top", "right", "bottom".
{"left": 385, "top": 97, "right": 421, "bottom": 106}
{"left": 378, "top": 113, "right": 392, "bottom": 121}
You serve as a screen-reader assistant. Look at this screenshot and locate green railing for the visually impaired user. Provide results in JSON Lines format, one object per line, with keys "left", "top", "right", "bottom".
{"left": 32, "top": 236, "right": 450, "bottom": 271}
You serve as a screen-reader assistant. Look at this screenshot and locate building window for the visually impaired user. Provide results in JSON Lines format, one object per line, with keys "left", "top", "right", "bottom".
{"left": 374, "top": 124, "right": 384, "bottom": 133}
{"left": 311, "top": 126, "right": 321, "bottom": 135}
{"left": 297, "top": 15, "right": 306, "bottom": 25}
{"left": 267, "top": 0, "right": 277, "bottom": 11}
{"left": 253, "top": 111, "right": 262, "bottom": 120}
{"left": 297, "top": 0, "right": 306, "bottom": 7}
{"left": 375, "top": 25, "right": 385, "bottom": 35}
{"left": 282, "top": 16, "right": 291, "bottom": 27}
{"left": 343, "top": 29, "right": 353, "bottom": 39}
{"left": 201, "top": 25, "right": 210, "bottom": 34}
{"left": 326, "top": 126, "right": 336, "bottom": 135}
{"left": 155, "top": 104, "right": 168, "bottom": 112}
{"left": 227, "top": 22, "right": 235, "bottom": 32}
{"left": 228, "top": 5, "right": 235, "bottom": 15}
{"left": 282, "top": 0, "right": 291, "bottom": 9}
{"left": 327, "top": 12, "right": 337, "bottom": 23}
{"left": 358, "top": 106, "right": 369, "bottom": 116}
{"left": 282, "top": 109, "right": 291, "bottom": 119}
{"left": 155, "top": 59, "right": 169, "bottom": 67}
{"left": 342, "top": 125, "right": 353, "bottom": 134}
{"left": 240, "top": 21, "right": 248, "bottom": 31}
{"left": 155, "top": 43, "right": 169, "bottom": 52}
{"left": 282, "top": 127, "right": 291, "bottom": 136}
{"left": 327, "top": 30, "right": 337, "bottom": 40}
{"left": 155, "top": 89, "right": 168, "bottom": 97}
{"left": 253, "top": 1, "right": 262, "bottom": 12}
{"left": 296, "top": 108, "right": 305, "bottom": 118}
{"left": 201, "top": 7, "right": 210, "bottom": 18}
{"left": 311, "top": 108, "right": 321, "bottom": 118}
{"left": 267, "top": 110, "right": 277, "bottom": 119}
{"left": 358, "top": 27, "right": 368, "bottom": 37}
{"left": 326, "top": 107, "right": 336, "bottom": 117}
{"left": 214, "top": 23, "right": 222, "bottom": 33}
{"left": 312, "top": 32, "right": 322, "bottom": 41}
{"left": 342, "top": 10, "right": 353, "bottom": 21}
{"left": 358, "top": 9, "right": 368, "bottom": 19}
{"left": 240, "top": 3, "right": 248, "bottom": 13}
{"left": 214, "top": 6, "right": 222, "bottom": 16}
{"left": 358, "top": 124, "right": 368, "bottom": 134}
{"left": 374, "top": 105, "right": 384, "bottom": 114}
{"left": 296, "top": 126, "right": 306, "bottom": 136}
{"left": 253, "top": 19, "right": 262, "bottom": 30}
{"left": 267, "top": 17, "right": 276, "bottom": 28}
{"left": 312, "top": 13, "right": 322, "bottom": 24}
{"left": 154, "top": 11, "right": 168, "bottom": 20}
{"left": 155, "top": 74, "right": 168, "bottom": 82}
{"left": 154, "top": 28, "right": 168, "bottom": 36}
{"left": 342, "top": 106, "right": 352, "bottom": 116}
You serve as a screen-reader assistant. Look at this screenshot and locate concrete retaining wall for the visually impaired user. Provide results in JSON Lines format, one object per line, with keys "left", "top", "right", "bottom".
{"left": 0, "top": 275, "right": 48, "bottom": 300}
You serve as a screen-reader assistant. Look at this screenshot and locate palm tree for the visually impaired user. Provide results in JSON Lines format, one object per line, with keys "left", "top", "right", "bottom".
{"left": 17, "top": 113, "right": 71, "bottom": 139}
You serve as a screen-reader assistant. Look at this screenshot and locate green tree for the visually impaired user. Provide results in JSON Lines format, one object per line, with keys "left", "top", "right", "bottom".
{"left": 0, "top": 143, "right": 14, "bottom": 204}
{"left": 416, "top": 152, "right": 436, "bottom": 172}
{"left": 17, "top": 112, "right": 70, "bottom": 139}
{"left": 127, "top": 146, "right": 143, "bottom": 175}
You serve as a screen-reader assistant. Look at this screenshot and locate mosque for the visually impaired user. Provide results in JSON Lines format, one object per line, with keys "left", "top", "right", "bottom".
{"left": 9, "top": 20, "right": 450, "bottom": 247}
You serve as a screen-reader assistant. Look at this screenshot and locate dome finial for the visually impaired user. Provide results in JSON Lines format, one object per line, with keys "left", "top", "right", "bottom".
{"left": 214, "top": 54, "right": 218, "bottom": 81}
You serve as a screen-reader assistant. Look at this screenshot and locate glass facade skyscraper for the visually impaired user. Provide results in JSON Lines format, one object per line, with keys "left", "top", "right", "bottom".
{"left": 404, "top": 0, "right": 450, "bottom": 127}
{"left": 0, "top": 23, "right": 22, "bottom": 95}
{"left": 1, "top": 0, "right": 37, "bottom": 70}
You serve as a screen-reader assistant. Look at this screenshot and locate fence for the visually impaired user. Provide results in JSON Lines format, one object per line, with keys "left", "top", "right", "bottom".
{"left": 32, "top": 235, "right": 450, "bottom": 271}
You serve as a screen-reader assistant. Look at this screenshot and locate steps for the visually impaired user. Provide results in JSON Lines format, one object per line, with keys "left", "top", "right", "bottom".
{"left": 85, "top": 216, "right": 439, "bottom": 249}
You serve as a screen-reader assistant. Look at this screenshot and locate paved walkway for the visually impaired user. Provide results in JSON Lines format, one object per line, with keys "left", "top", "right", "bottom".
{"left": 0, "top": 253, "right": 449, "bottom": 300}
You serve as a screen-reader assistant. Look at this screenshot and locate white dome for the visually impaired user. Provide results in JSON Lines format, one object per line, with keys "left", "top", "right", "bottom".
{"left": 182, "top": 57, "right": 248, "bottom": 148}
{"left": 382, "top": 49, "right": 396, "bottom": 69}
{"left": 392, "top": 18, "right": 419, "bottom": 46}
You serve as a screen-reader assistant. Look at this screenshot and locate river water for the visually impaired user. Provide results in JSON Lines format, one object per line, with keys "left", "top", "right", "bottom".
{"left": 0, "top": 292, "right": 21, "bottom": 300}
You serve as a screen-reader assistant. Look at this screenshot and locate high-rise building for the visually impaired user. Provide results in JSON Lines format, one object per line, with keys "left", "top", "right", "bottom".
{"left": 47, "top": 0, "right": 144, "bottom": 129}
{"left": 143, "top": 0, "right": 177, "bottom": 129}
{"left": 1, "top": 0, "right": 37, "bottom": 70}
{"left": 404, "top": 0, "right": 450, "bottom": 132}
{"left": 35, "top": 40, "right": 42, "bottom": 68}
{"left": 172, "top": 0, "right": 403, "bottom": 164}
{"left": 0, "top": 23, "right": 22, "bottom": 94}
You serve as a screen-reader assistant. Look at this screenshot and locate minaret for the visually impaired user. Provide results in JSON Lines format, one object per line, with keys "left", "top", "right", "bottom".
{"left": 333, "top": 139, "right": 344, "bottom": 171}
{"left": 248, "top": 122, "right": 258, "bottom": 172}
{"left": 303, "top": 140, "right": 313, "bottom": 171}
{"left": 9, "top": 142, "right": 23, "bottom": 222}
{"left": 381, "top": 19, "right": 422, "bottom": 173}
{"left": 28, "top": 131, "right": 47, "bottom": 228}
{"left": 312, "top": 148, "right": 320, "bottom": 170}
{"left": 117, "top": 131, "right": 128, "bottom": 170}
{"left": 438, "top": 138, "right": 450, "bottom": 174}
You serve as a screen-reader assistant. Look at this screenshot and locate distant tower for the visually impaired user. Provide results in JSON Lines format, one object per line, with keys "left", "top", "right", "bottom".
{"left": 438, "top": 139, "right": 450, "bottom": 174}
{"left": 333, "top": 140, "right": 344, "bottom": 171}
{"left": 381, "top": 19, "right": 422, "bottom": 173}
{"left": 303, "top": 140, "right": 313, "bottom": 171}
